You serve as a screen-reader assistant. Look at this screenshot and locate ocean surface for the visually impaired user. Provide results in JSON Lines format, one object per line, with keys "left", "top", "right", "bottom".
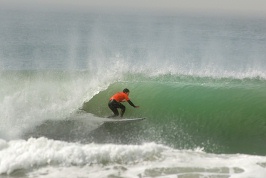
{"left": 1, "top": 9, "right": 266, "bottom": 178}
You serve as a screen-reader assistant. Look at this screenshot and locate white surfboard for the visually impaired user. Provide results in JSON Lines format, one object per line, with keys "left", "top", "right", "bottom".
{"left": 103, "top": 117, "right": 146, "bottom": 123}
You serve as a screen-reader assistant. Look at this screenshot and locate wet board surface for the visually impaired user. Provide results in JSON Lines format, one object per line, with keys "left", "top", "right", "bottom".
{"left": 103, "top": 117, "right": 146, "bottom": 123}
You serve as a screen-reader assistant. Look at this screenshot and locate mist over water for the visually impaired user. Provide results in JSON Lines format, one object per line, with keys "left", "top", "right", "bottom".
{"left": 1, "top": 10, "right": 266, "bottom": 74}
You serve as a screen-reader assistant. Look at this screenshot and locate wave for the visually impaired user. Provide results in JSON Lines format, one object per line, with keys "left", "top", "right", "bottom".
{"left": 83, "top": 74, "right": 266, "bottom": 155}
{"left": 1, "top": 69, "right": 266, "bottom": 155}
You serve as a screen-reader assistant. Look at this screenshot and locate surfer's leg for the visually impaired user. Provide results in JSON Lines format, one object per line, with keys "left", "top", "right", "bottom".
{"left": 119, "top": 104, "right": 126, "bottom": 117}
{"left": 108, "top": 100, "right": 119, "bottom": 117}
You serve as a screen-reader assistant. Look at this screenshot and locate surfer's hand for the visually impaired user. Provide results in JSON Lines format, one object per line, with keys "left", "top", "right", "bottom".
{"left": 134, "top": 106, "right": 140, "bottom": 108}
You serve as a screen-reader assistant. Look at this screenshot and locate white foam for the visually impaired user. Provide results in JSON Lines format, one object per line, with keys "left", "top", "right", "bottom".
{"left": 0, "top": 137, "right": 166, "bottom": 175}
{"left": 1, "top": 137, "right": 266, "bottom": 178}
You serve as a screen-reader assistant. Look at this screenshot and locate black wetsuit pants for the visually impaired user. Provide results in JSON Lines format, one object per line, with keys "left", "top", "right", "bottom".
{"left": 108, "top": 99, "right": 125, "bottom": 117}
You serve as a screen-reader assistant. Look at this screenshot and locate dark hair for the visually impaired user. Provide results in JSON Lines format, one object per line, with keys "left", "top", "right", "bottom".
{"left": 123, "top": 88, "right": 130, "bottom": 93}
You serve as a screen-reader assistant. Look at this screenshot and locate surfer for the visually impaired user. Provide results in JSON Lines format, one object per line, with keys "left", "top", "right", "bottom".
{"left": 108, "top": 88, "right": 139, "bottom": 118}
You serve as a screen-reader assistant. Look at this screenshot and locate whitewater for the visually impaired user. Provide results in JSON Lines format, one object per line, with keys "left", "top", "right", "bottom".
{"left": 1, "top": 9, "right": 266, "bottom": 178}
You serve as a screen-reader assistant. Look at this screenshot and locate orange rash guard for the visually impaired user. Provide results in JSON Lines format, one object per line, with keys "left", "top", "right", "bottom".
{"left": 110, "top": 92, "right": 130, "bottom": 102}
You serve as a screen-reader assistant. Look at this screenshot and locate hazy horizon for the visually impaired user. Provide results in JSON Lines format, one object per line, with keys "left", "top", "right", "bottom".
{"left": 1, "top": 0, "right": 266, "bottom": 17}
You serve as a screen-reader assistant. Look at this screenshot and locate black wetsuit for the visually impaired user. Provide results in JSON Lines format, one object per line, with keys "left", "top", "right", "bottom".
{"left": 108, "top": 99, "right": 136, "bottom": 118}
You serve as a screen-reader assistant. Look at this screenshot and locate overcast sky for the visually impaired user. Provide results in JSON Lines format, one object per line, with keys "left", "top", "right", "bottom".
{"left": 1, "top": 0, "right": 266, "bottom": 16}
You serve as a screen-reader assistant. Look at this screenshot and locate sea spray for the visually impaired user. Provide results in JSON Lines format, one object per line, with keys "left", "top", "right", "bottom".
{"left": 0, "top": 70, "right": 118, "bottom": 140}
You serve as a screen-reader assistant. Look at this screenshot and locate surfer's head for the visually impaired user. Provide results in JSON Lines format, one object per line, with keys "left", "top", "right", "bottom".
{"left": 123, "top": 88, "right": 130, "bottom": 93}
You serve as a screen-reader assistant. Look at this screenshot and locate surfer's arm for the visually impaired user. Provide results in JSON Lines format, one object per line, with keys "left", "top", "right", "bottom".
{"left": 127, "top": 100, "right": 139, "bottom": 108}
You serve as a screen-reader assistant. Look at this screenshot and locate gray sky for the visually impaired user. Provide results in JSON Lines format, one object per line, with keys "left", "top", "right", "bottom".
{"left": 1, "top": 0, "right": 266, "bottom": 16}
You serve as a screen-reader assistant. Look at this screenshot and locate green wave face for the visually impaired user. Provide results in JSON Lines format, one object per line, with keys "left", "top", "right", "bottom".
{"left": 83, "top": 74, "right": 266, "bottom": 155}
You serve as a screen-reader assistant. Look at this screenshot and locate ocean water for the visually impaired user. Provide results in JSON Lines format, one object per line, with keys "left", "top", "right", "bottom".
{"left": 1, "top": 9, "right": 266, "bottom": 178}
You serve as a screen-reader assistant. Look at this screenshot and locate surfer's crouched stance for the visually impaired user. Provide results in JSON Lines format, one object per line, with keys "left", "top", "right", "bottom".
{"left": 108, "top": 88, "right": 139, "bottom": 118}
